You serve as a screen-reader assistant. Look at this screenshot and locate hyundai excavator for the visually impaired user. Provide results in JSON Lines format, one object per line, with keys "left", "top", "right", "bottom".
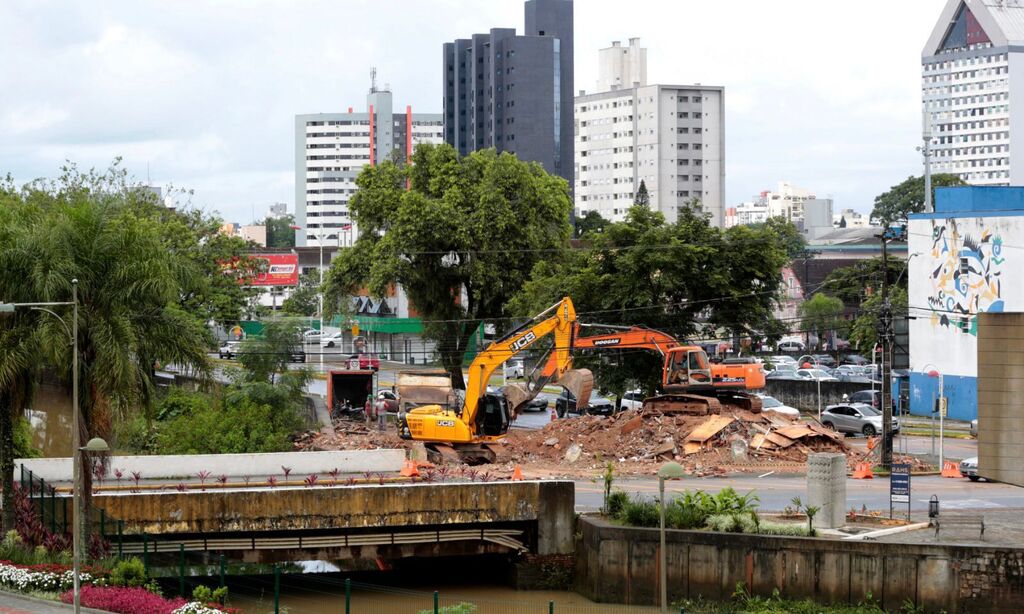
{"left": 397, "top": 297, "right": 593, "bottom": 464}
{"left": 562, "top": 323, "right": 765, "bottom": 414}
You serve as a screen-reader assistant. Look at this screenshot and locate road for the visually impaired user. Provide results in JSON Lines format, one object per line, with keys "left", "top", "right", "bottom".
{"left": 576, "top": 473, "right": 1024, "bottom": 513}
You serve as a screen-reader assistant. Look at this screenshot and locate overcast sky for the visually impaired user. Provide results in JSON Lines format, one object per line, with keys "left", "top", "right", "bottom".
{"left": 1, "top": 0, "right": 947, "bottom": 223}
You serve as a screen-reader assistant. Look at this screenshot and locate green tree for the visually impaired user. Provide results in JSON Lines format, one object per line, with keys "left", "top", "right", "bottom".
{"left": 511, "top": 204, "right": 788, "bottom": 398}
{"left": 848, "top": 286, "right": 908, "bottom": 355}
{"left": 265, "top": 214, "right": 296, "bottom": 248}
{"left": 749, "top": 217, "right": 807, "bottom": 260}
{"left": 821, "top": 257, "right": 907, "bottom": 308}
{"left": 634, "top": 180, "right": 650, "bottom": 208}
{"left": 281, "top": 272, "right": 321, "bottom": 317}
{"left": 871, "top": 173, "right": 965, "bottom": 226}
{"left": 798, "top": 294, "right": 845, "bottom": 351}
{"left": 236, "top": 320, "right": 304, "bottom": 384}
{"left": 574, "top": 210, "right": 609, "bottom": 238}
{"left": 324, "top": 144, "right": 572, "bottom": 388}
{"left": 4, "top": 162, "right": 212, "bottom": 534}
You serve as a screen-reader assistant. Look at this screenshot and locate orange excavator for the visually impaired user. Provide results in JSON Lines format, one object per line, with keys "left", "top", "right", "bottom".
{"left": 560, "top": 323, "right": 766, "bottom": 414}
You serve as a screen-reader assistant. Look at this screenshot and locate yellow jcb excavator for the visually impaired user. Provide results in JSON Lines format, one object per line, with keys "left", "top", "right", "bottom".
{"left": 397, "top": 297, "right": 593, "bottom": 464}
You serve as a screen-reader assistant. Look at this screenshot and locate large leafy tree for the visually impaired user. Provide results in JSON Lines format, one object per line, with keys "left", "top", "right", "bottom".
{"left": 510, "top": 204, "right": 789, "bottom": 398}
{"left": 871, "top": 173, "right": 965, "bottom": 226}
{"left": 324, "top": 144, "right": 572, "bottom": 388}
{"left": 3, "top": 163, "right": 212, "bottom": 534}
{"left": 574, "top": 210, "right": 609, "bottom": 238}
{"left": 749, "top": 217, "right": 807, "bottom": 261}
{"left": 798, "top": 294, "right": 846, "bottom": 351}
{"left": 821, "top": 257, "right": 908, "bottom": 308}
{"left": 281, "top": 272, "right": 321, "bottom": 317}
{"left": 265, "top": 214, "right": 296, "bottom": 248}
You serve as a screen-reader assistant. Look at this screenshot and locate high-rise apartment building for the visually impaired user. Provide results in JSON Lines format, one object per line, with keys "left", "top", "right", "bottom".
{"left": 443, "top": 0, "right": 574, "bottom": 188}
{"left": 725, "top": 182, "right": 815, "bottom": 228}
{"left": 923, "top": 0, "right": 1024, "bottom": 185}
{"left": 574, "top": 38, "right": 725, "bottom": 226}
{"left": 294, "top": 82, "right": 443, "bottom": 247}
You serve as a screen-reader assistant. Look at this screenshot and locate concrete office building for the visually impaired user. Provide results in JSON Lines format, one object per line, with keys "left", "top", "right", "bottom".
{"left": 443, "top": 0, "right": 574, "bottom": 188}
{"left": 923, "top": 0, "right": 1024, "bottom": 185}
{"left": 294, "top": 81, "right": 443, "bottom": 248}
{"left": 574, "top": 38, "right": 725, "bottom": 226}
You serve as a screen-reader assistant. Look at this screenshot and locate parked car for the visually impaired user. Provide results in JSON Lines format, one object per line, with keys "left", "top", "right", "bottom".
{"left": 776, "top": 340, "right": 805, "bottom": 353}
{"left": 768, "top": 355, "right": 797, "bottom": 367}
{"left": 846, "top": 389, "right": 897, "bottom": 411}
{"left": 840, "top": 354, "right": 870, "bottom": 366}
{"left": 970, "top": 419, "right": 978, "bottom": 437}
{"left": 756, "top": 394, "right": 799, "bottom": 418}
{"left": 766, "top": 369, "right": 799, "bottom": 380}
{"left": 621, "top": 390, "right": 646, "bottom": 411}
{"left": 287, "top": 346, "right": 306, "bottom": 363}
{"left": 320, "top": 332, "right": 345, "bottom": 348}
{"left": 302, "top": 329, "right": 324, "bottom": 342}
{"left": 504, "top": 358, "right": 526, "bottom": 379}
{"left": 811, "top": 354, "right": 837, "bottom": 368}
{"left": 555, "top": 389, "right": 616, "bottom": 417}
{"left": 218, "top": 341, "right": 241, "bottom": 359}
{"left": 794, "top": 368, "right": 838, "bottom": 382}
{"left": 960, "top": 456, "right": 982, "bottom": 481}
{"left": 820, "top": 403, "right": 899, "bottom": 437}
{"left": 523, "top": 396, "right": 549, "bottom": 412}
{"left": 346, "top": 353, "right": 380, "bottom": 371}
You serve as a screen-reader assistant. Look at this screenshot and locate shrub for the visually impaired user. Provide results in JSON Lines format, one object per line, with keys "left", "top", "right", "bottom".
{"left": 757, "top": 521, "right": 814, "bottom": 537}
{"left": 0, "top": 560, "right": 97, "bottom": 592}
{"left": 666, "top": 499, "right": 707, "bottom": 530}
{"left": 109, "top": 557, "right": 147, "bottom": 588}
{"left": 156, "top": 387, "right": 211, "bottom": 421}
{"left": 192, "top": 584, "right": 228, "bottom": 604}
{"left": 621, "top": 497, "right": 660, "bottom": 528}
{"left": 61, "top": 585, "right": 187, "bottom": 614}
{"left": 418, "top": 603, "right": 477, "bottom": 614}
{"left": 605, "top": 491, "right": 629, "bottom": 519}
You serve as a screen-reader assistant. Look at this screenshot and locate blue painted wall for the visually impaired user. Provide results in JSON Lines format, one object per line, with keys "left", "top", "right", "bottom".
{"left": 907, "top": 371, "right": 977, "bottom": 422}
{"left": 934, "top": 186, "right": 1024, "bottom": 214}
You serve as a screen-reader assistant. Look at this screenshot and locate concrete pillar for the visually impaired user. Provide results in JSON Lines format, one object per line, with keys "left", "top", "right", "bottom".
{"left": 806, "top": 452, "right": 846, "bottom": 529}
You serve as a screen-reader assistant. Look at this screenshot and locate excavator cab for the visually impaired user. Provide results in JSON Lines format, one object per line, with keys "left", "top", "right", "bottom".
{"left": 665, "top": 347, "right": 713, "bottom": 389}
{"left": 475, "top": 392, "right": 511, "bottom": 437}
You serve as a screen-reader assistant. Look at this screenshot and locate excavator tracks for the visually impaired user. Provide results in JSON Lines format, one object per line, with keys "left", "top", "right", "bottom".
{"left": 641, "top": 391, "right": 762, "bottom": 415}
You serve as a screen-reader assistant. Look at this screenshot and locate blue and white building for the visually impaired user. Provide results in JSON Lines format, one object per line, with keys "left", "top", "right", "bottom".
{"left": 907, "top": 186, "right": 1021, "bottom": 420}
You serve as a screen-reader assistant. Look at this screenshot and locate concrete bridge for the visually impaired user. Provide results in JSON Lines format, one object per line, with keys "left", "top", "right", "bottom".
{"left": 92, "top": 480, "right": 574, "bottom": 567}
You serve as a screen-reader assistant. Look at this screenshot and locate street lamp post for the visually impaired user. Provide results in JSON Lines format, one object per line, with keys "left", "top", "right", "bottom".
{"left": 1, "top": 281, "right": 81, "bottom": 609}
{"left": 657, "top": 462, "right": 685, "bottom": 613}
{"left": 74, "top": 437, "right": 107, "bottom": 613}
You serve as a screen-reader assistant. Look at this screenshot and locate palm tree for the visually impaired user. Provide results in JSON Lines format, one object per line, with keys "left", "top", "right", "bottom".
{"left": 15, "top": 166, "right": 212, "bottom": 533}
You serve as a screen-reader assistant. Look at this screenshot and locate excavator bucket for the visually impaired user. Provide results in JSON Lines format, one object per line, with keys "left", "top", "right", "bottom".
{"left": 501, "top": 383, "right": 533, "bottom": 418}
{"left": 559, "top": 368, "right": 594, "bottom": 409}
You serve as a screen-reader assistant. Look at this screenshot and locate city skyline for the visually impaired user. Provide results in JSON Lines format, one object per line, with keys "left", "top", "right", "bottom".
{"left": 2, "top": 0, "right": 945, "bottom": 222}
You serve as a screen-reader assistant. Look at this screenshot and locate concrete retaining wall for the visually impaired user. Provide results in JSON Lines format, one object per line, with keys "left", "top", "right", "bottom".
{"left": 15, "top": 450, "right": 405, "bottom": 482}
{"left": 97, "top": 480, "right": 575, "bottom": 555}
{"left": 764, "top": 379, "right": 873, "bottom": 412}
{"left": 575, "top": 516, "right": 1024, "bottom": 613}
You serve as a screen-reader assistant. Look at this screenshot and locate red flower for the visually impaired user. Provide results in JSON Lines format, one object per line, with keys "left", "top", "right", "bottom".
{"left": 61, "top": 585, "right": 188, "bottom": 614}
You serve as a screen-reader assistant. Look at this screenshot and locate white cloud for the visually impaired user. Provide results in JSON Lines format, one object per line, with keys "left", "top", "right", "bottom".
{"left": 0, "top": 0, "right": 947, "bottom": 221}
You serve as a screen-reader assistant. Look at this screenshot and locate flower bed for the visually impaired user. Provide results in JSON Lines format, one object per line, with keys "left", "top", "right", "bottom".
{"left": 61, "top": 585, "right": 188, "bottom": 614}
{"left": 0, "top": 560, "right": 96, "bottom": 593}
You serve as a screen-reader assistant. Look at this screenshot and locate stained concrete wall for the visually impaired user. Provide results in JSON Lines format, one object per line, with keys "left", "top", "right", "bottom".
{"left": 977, "top": 312, "right": 1024, "bottom": 486}
{"left": 97, "top": 480, "right": 575, "bottom": 555}
{"left": 763, "top": 379, "right": 874, "bottom": 412}
{"left": 16, "top": 450, "right": 404, "bottom": 483}
{"left": 575, "top": 516, "right": 1024, "bottom": 613}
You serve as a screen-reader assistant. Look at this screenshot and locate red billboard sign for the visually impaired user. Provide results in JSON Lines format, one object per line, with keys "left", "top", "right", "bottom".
{"left": 249, "top": 253, "right": 298, "bottom": 286}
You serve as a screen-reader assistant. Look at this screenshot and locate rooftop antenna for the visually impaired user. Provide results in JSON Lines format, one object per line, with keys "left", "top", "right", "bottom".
{"left": 370, "top": 67, "right": 377, "bottom": 93}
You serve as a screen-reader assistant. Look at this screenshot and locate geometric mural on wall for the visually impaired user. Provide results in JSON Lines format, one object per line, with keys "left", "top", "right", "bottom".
{"left": 927, "top": 218, "right": 1005, "bottom": 336}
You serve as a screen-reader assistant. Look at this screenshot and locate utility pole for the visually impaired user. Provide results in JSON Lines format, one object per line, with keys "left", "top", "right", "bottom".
{"left": 922, "top": 112, "right": 934, "bottom": 213}
{"left": 877, "top": 226, "right": 905, "bottom": 468}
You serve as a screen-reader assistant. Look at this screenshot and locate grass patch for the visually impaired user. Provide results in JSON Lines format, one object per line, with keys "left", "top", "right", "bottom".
{"left": 675, "top": 584, "right": 918, "bottom": 613}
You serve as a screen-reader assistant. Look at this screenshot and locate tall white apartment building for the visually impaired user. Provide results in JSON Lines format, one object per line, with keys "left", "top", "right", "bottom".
{"left": 574, "top": 39, "right": 725, "bottom": 226}
{"left": 295, "top": 82, "right": 443, "bottom": 247}
{"left": 725, "top": 181, "right": 815, "bottom": 228}
{"left": 923, "top": 0, "right": 1024, "bottom": 185}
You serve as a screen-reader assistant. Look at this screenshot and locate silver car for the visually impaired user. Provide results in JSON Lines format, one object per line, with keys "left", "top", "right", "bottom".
{"left": 960, "top": 456, "right": 981, "bottom": 481}
{"left": 820, "top": 403, "right": 900, "bottom": 437}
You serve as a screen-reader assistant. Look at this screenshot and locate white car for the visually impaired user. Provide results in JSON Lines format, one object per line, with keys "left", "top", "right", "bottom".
{"left": 320, "top": 332, "right": 345, "bottom": 348}
{"left": 756, "top": 394, "right": 800, "bottom": 418}
{"left": 302, "top": 329, "right": 324, "bottom": 342}
{"left": 621, "top": 390, "right": 645, "bottom": 411}
{"left": 794, "top": 368, "right": 839, "bottom": 382}
{"left": 504, "top": 359, "right": 525, "bottom": 379}
{"left": 769, "top": 355, "right": 797, "bottom": 367}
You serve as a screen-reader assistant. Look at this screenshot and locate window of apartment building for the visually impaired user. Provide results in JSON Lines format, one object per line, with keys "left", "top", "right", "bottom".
{"left": 678, "top": 112, "right": 689, "bottom": 118}
{"left": 679, "top": 96, "right": 689, "bottom": 102}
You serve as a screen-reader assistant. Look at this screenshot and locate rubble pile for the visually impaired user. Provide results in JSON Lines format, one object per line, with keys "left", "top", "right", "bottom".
{"left": 294, "top": 420, "right": 410, "bottom": 452}
{"left": 503, "top": 406, "right": 850, "bottom": 472}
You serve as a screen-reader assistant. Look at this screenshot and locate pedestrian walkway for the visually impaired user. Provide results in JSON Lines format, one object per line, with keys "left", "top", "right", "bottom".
{"left": 0, "top": 591, "right": 106, "bottom": 613}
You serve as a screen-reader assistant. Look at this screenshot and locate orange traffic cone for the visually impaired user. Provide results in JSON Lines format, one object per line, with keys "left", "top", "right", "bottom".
{"left": 866, "top": 437, "right": 878, "bottom": 451}
{"left": 851, "top": 462, "right": 874, "bottom": 479}
{"left": 400, "top": 460, "right": 420, "bottom": 478}
{"left": 941, "top": 461, "right": 963, "bottom": 478}
{"left": 512, "top": 465, "right": 524, "bottom": 481}
{"left": 550, "top": 407, "right": 558, "bottom": 422}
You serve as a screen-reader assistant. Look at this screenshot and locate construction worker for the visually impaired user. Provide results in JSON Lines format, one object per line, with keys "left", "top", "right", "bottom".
{"left": 364, "top": 394, "right": 374, "bottom": 427}
{"left": 374, "top": 392, "right": 388, "bottom": 432}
